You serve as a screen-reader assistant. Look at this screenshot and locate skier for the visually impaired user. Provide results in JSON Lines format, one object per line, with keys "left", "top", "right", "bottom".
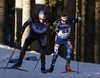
{"left": 11, "top": 10, "right": 52, "bottom": 73}
{"left": 48, "top": 12, "right": 82, "bottom": 72}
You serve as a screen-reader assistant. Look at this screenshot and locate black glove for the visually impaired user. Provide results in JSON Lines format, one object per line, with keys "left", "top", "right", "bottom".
{"left": 16, "top": 34, "right": 22, "bottom": 42}
{"left": 77, "top": 9, "right": 82, "bottom": 21}
{"left": 50, "top": 26, "right": 56, "bottom": 30}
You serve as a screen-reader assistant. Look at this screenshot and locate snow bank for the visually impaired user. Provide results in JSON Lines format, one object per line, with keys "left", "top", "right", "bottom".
{"left": 0, "top": 44, "right": 100, "bottom": 78}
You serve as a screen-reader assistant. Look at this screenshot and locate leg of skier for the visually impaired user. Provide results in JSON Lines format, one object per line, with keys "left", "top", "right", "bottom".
{"left": 38, "top": 36, "right": 48, "bottom": 73}
{"left": 11, "top": 37, "right": 34, "bottom": 68}
{"left": 65, "top": 41, "right": 72, "bottom": 71}
{"left": 48, "top": 44, "right": 61, "bottom": 72}
{"left": 40, "top": 46, "right": 47, "bottom": 73}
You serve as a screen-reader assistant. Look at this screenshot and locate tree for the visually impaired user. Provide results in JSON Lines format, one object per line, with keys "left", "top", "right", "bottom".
{"left": 15, "top": 0, "right": 23, "bottom": 48}
{"left": 0, "top": 0, "right": 6, "bottom": 44}
{"left": 80, "top": 0, "right": 87, "bottom": 62}
{"left": 94, "top": 0, "right": 100, "bottom": 64}
{"left": 86, "top": 0, "right": 95, "bottom": 63}
{"left": 21, "top": 0, "right": 31, "bottom": 48}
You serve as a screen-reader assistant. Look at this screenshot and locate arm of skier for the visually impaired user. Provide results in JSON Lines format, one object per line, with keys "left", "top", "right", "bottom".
{"left": 16, "top": 16, "right": 37, "bottom": 42}
{"left": 21, "top": 15, "right": 38, "bottom": 35}
{"left": 75, "top": 12, "right": 82, "bottom": 22}
{"left": 53, "top": 19, "right": 61, "bottom": 32}
{"left": 68, "top": 12, "right": 82, "bottom": 24}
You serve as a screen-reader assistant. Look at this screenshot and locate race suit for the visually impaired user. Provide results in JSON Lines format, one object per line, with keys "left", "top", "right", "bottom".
{"left": 51, "top": 18, "right": 81, "bottom": 65}
{"left": 19, "top": 15, "right": 51, "bottom": 66}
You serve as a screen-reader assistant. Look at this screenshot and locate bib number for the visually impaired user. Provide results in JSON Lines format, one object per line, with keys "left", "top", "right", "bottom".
{"left": 62, "top": 29, "right": 68, "bottom": 34}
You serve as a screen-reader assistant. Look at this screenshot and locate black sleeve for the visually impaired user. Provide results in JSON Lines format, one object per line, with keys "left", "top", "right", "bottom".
{"left": 68, "top": 18, "right": 78, "bottom": 24}
{"left": 22, "top": 15, "right": 38, "bottom": 30}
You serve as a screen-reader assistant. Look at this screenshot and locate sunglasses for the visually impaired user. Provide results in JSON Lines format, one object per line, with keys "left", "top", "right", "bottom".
{"left": 39, "top": 18, "right": 45, "bottom": 20}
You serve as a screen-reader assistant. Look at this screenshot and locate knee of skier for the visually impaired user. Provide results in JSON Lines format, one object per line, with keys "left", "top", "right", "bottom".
{"left": 41, "top": 39, "right": 46, "bottom": 47}
{"left": 54, "top": 44, "right": 60, "bottom": 54}
{"left": 67, "top": 41, "right": 72, "bottom": 53}
{"left": 41, "top": 42, "right": 46, "bottom": 47}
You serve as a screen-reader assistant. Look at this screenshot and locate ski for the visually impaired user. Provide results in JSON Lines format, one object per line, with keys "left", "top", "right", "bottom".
{"left": 61, "top": 70, "right": 83, "bottom": 73}
{"left": 0, "top": 67, "right": 28, "bottom": 72}
{"left": 61, "top": 70, "right": 77, "bottom": 73}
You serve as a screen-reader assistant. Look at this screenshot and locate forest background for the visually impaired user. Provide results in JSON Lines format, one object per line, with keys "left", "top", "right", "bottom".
{"left": 0, "top": 0, "right": 100, "bottom": 64}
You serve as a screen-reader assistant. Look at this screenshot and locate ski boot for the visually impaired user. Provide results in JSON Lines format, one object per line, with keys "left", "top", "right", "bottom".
{"left": 11, "top": 59, "right": 22, "bottom": 68}
{"left": 65, "top": 62, "right": 71, "bottom": 71}
{"left": 48, "top": 65, "right": 54, "bottom": 73}
{"left": 41, "top": 63, "right": 47, "bottom": 74}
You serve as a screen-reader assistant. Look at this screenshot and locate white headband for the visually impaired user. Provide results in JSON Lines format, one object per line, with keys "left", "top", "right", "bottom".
{"left": 61, "top": 16, "right": 68, "bottom": 21}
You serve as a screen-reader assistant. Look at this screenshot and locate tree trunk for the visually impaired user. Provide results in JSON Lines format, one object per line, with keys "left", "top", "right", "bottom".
{"left": 81, "top": 0, "right": 87, "bottom": 62}
{"left": 7, "top": 0, "right": 15, "bottom": 47}
{"left": 0, "top": 0, "right": 6, "bottom": 44}
{"left": 21, "top": 0, "right": 31, "bottom": 47}
{"left": 94, "top": 0, "right": 100, "bottom": 64}
{"left": 74, "top": 0, "right": 79, "bottom": 61}
{"left": 86, "top": 0, "right": 95, "bottom": 63}
{"left": 15, "top": 0, "right": 23, "bottom": 48}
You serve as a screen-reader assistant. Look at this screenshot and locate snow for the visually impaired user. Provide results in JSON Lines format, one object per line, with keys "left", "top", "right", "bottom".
{"left": 0, "top": 43, "right": 100, "bottom": 78}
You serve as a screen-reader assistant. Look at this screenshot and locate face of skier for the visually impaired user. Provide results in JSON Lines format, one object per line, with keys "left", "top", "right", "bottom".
{"left": 39, "top": 10, "right": 46, "bottom": 23}
{"left": 62, "top": 20, "right": 67, "bottom": 24}
{"left": 39, "top": 18, "right": 45, "bottom": 23}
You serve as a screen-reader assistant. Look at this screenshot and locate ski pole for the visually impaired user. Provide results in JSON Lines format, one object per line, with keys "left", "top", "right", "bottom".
{"left": 77, "top": 8, "right": 80, "bottom": 74}
{"left": 4, "top": 42, "right": 19, "bottom": 71}
{"left": 33, "top": 56, "right": 41, "bottom": 71}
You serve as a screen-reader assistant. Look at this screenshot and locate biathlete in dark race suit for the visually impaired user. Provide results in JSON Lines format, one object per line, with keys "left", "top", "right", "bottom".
{"left": 12, "top": 10, "right": 52, "bottom": 73}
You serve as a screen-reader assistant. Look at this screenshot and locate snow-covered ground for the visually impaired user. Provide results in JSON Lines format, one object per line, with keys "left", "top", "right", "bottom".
{"left": 0, "top": 43, "right": 100, "bottom": 78}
